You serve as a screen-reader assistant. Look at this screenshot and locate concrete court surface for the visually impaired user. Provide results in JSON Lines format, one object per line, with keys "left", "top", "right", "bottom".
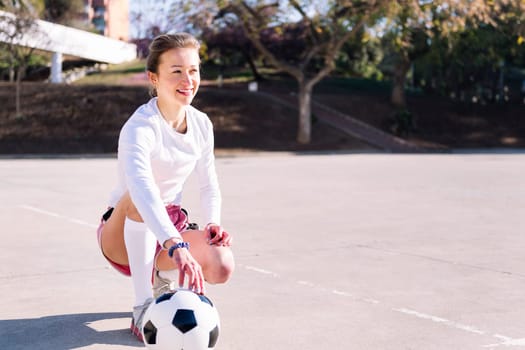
{"left": 0, "top": 151, "right": 524, "bottom": 350}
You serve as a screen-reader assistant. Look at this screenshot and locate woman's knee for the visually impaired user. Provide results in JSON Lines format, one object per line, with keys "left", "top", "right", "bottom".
{"left": 206, "top": 250, "right": 235, "bottom": 284}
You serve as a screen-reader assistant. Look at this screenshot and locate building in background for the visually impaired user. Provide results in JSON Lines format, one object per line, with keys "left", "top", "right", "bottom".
{"left": 85, "top": 0, "right": 129, "bottom": 41}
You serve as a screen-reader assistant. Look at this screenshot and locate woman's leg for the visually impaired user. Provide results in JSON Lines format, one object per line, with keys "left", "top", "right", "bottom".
{"left": 100, "top": 193, "right": 234, "bottom": 288}
{"left": 99, "top": 192, "right": 143, "bottom": 266}
{"left": 156, "top": 229, "right": 235, "bottom": 285}
{"left": 99, "top": 193, "right": 157, "bottom": 306}
{"left": 124, "top": 217, "right": 157, "bottom": 306}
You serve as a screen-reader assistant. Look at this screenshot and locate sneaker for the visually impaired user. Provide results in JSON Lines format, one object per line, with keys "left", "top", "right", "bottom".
{"left": 130, "top": 298, "right": 153, "bottom": 342}
{"left": 153, "top": 269, "right": 177, "bottom": 298}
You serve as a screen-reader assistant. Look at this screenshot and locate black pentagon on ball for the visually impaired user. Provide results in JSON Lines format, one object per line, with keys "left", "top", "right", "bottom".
{"left": 208, "top": 325, "right": 219, "bottom": 348}
{"left": 172, "top": 309, "right": 197, "bottom": 333}
{"left": 143, "top": 320, "right": 158, "bottom": 345}
{"left": 155, "top": 292, "right": 175, "bottom": 304}
{"left": 198, "top": 294, "right": 214, "bottom": 307}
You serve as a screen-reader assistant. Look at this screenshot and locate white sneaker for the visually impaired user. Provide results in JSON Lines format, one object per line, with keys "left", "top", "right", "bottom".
{"left": 130, "top": 298, "right": 153, "bottom": 342}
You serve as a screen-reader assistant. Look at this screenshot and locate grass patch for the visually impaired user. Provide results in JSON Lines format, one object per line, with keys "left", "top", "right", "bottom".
{"left": 74, "top": 59, "right": 146, "bottom": 85}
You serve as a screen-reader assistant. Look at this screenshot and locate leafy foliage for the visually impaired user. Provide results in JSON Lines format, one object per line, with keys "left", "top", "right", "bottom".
{"left": 43, "top": 0, "right": 85, "bottom": 25}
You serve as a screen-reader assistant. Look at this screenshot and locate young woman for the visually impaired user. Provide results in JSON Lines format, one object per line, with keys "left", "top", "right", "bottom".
{"left": 96, "top": 33, "right": 234, "bottom": 341}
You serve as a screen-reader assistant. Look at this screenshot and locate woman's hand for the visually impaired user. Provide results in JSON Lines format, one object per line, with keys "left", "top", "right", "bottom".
{"left": 206, "top": 224, "right": 233, "bottom": 247}
{"left": 166, "top": 240, "right": 205, "bottom": 294}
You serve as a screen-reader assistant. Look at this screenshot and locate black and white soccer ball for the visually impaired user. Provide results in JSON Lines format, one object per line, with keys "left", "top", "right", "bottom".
{"left": 141, "top": 289, "right": 220, "bottom": 350}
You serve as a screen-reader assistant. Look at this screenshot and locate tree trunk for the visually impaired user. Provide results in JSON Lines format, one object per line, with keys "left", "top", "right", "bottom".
{"left": 297, "top": 82, "right": 313, "bottom": 144}
{"left": 15, "top": 77, "right": 21, "bottom": 118}
{"left": 242, "top": 50, "right": 263, "bottom": 82}
{"left": 391, "top": 58, "right": 411, "bottom": 108}
{"left": 15, "top": 65, "right": 24, "bottom": 118}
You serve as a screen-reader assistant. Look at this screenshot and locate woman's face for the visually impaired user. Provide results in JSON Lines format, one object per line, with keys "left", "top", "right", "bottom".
{"left": 149, "top": 47, "right": 201, "bottom": 107}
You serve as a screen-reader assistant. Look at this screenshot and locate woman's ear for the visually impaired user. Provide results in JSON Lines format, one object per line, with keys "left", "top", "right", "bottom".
{"left": 147, "top": 71, "right": 158, "bottom": 86}
{"left": 147, "top": 71, "right": 159, "bottom": 97}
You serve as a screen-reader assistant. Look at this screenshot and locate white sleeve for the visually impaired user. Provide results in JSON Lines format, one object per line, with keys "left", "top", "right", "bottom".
{"left": 119, "top": 121, "right": 182, "bottom": 244}
{"left": 195, "top": 118, "right": 222, "bottom": 225}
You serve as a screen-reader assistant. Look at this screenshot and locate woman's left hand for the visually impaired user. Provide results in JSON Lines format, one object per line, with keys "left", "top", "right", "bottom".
{"left": 206, "top": 223, "right": 233, "bottom": 247}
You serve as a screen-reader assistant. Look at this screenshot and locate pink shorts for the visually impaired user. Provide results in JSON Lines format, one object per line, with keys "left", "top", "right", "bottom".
{"left": 96, "top": 204, "right": 190, "bottom": 276}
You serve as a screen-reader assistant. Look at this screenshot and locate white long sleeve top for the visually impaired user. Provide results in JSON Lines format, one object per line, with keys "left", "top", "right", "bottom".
{"left": 108, "top": 97, "right": 221, "bottom": 244}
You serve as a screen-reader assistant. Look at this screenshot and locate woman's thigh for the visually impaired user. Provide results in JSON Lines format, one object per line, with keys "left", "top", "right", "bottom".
{"left": 99, "top": 193, "right": 138, "bottom": 266}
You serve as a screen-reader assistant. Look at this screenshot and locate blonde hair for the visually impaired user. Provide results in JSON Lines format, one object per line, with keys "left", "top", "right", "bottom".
{"left": 146, "top": 33, "right": 201, "bottom": 97}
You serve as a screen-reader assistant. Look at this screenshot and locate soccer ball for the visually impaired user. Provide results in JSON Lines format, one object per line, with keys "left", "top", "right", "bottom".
{"left": 141, "top": 289, "right": 220, "bottom": 350}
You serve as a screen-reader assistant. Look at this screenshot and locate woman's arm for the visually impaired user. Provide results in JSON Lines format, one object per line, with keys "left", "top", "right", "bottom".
{"left": 119, "top": 120, "right": 183, "bottom": 244}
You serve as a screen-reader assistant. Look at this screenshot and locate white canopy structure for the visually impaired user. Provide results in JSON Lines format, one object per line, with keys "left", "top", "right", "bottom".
{"left": 0, "top": 10, "right": 137, "bottom": 83}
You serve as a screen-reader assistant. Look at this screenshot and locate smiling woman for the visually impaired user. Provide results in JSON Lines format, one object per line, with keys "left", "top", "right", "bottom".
{"left": 95, "top": 32, "right": 235, "bottom": 342}
{"left": 146, "top": 35, "right": 201, "bottom": 132}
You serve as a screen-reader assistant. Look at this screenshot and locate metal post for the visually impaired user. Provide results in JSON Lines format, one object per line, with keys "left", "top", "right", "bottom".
{"left": 50, "top": 52, "right": 63, "bottom": 83}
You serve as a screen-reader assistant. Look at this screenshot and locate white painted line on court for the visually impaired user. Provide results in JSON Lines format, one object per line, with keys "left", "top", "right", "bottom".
{"left": 297, "top": 280, "right": 316, "bottom": 287}
{"left": 332, "top": 289, "right": 381, "bottom": 304}
{"left": 241, "top": 264, "right": 524, "bottom": 347}
{"left": 392, "top": 307, "right": 485, "bottom": 335}
{"left": 244, "top": 265, "right": 280, "bottom": 278}
{"left": 17, "top": 204, "right": 98, "bottom": 229}
{"left": 484, "top": 335, "right": 525, "bottom": 348}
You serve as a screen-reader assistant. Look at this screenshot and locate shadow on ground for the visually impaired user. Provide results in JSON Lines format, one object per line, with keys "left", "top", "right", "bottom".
{"left": 0, "top": 312, "right": 142, "bottom": 349}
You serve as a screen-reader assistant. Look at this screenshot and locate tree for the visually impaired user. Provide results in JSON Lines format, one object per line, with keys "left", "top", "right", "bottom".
{"left": 381, "top": 0, "right": 525, "bottom": 109}
{"left": 202, "top": 25, "right": 264, "bottom": 81}
{"left": 0, "top": 6, "right": 46, "bottom": 117}
{"left": 336, "top": 27, "right": 384, "bottom": 79}
{"left": 43, "top": 0, "right": 85, "bottom": 27}
{"left": 218, "top": 0, "right": 388, "bottom": 144}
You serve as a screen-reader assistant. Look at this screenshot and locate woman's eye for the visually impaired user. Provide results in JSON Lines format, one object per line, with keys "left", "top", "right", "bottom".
{"left": 170, "top": 68, "right": 199, "bottom": 74}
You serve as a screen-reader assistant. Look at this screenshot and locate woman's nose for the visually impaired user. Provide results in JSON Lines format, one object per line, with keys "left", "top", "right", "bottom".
{"left": 181, "top": 72, "right": 191, "bottom": 84}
